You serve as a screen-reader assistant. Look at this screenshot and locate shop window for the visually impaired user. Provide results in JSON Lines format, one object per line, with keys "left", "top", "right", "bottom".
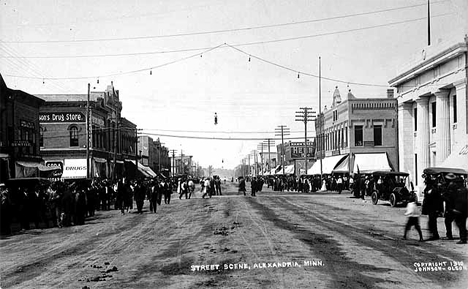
{"left": 374, "top": 125, "right": 382, "bottom": 146}
{"left": 69, "top": 126, "right": 79, "bottom": 147}
{"left": 355, "top": 125, "right": 363, "bottom": 146}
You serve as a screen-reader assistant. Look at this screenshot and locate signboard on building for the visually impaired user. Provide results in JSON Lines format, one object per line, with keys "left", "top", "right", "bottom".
{"left": 11, "top": 140, "right": 32, "bottom": 147}
{"left": 61, "top": 158, "right": 87, "bottom": 179}
{"left": 39, "top": 112, "right": 85, "bottom": 123}
{"left": 289, "top": 142, "right": 315, "bottom": 159}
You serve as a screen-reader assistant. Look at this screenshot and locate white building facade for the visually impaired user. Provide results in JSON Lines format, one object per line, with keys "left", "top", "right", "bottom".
{"left": 389, "top": 37, "right": 468, "bottom": 193}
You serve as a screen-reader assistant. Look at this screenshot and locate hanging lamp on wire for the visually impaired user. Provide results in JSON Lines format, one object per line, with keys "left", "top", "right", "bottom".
{"left": 248, "top": 56, "right": 251, "bottom": 62}
{"left": 42, "top": 78, "right": 45, "bottom": 84}
{"left": 297, "top": 72, "right": 300, "bottom": 79}
{"left": 97, "top": 77, "right": 99, "bottom": 84}
{"left": 150, "top": 69, "right": 152, "bottom": 75}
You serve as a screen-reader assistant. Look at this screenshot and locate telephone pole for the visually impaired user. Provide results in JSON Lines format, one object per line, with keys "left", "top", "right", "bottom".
{"left": 295, "top": 107, "right": 316, "bottom": 175}
{"left": 86, "top": 83, "right": 90, "bottom": 179}
{"left": 275, "top": 125, "right": 290, "bottom": 175}
{"left": 170, "top": 149, "right": 177, "bottom": 177}
{"left": 263, "top": 139, "right": 275, "bottom": 174}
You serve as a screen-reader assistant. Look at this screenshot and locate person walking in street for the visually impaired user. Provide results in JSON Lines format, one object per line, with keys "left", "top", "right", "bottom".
{"left": 238, "top": 177, "right": 246, "bottom": 196}
{"left": 337, "top": 176, "right": 343, "bottom": 194}
{"left": 251, "top": 177, "right": 257, "bottom": 197}
{"left": 162, "top": 179, "right": 171, "bottom": 204}
{"left": 403, "top": 194, "right": 424, "bottom": 241}
{"left": 422, "top": 177, "right": 443, "bottom": 241}
{"left": 202, "top": 178, "right": 212, "bottom": 199}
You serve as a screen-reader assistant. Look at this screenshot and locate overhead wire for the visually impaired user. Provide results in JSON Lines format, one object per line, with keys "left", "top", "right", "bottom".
{"left": 0, "top": 44, "right": 72, "bottom": 93}
{"left": 1, "top": 1, "right": 447, "bottom": 44}
{"left": 0, "top": 12, "right": 453, "bottom": 59}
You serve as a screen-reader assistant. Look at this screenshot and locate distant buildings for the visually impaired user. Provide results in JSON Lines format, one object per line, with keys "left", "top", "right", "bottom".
{"left": 138, "top": 135, "right": 170, "bottom": 176}
{"left": 311, "top": 87, "right": 399, "bottom": 175}
{"left": 389, "top": 36, "right": 468, "bottom": 192}
{"left": 0, "top": 75, "right": 46, "bottom": 182}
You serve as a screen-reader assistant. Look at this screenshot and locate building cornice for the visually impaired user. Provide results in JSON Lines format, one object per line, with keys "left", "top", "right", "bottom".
{"left": 389, "top": 42, "right": 467, "bottom": 87}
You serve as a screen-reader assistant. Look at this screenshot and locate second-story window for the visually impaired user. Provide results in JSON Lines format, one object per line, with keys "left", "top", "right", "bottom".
{"left": 39, "top": 127, "right": 44, "bottom": 147}
{"left": 69, "top": 126, "right": 79, "bottom": 147}
{"left": 374, "top": 125, "right": 382, "bottom": 146}
{"left": 355, "top": 125, "right": 363, "bottom": 146}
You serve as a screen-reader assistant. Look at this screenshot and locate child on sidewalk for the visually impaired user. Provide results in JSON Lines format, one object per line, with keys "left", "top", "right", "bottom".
{"left": 403, "top": 195, "right": 424, "bottom": 241}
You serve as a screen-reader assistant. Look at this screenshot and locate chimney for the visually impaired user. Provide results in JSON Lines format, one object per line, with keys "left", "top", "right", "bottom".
{"left": 387, "top": 89, "right": 395, "bottom": 98}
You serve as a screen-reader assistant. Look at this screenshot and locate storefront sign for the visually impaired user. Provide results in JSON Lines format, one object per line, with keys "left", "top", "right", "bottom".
{"left": 45, "top": 161, "right": 63, "bottom": 171}
{"left": 289, "top": 142, "right": 316, "bottom": 159}
{"left": 11, "top": 140, "right": 32, "bottom": 147}
{"left": 61, "top": 159, "right": 87, "bottom": 179}
{"left": 20, "top": 120, "right": 35, "bottom": 129}
{"left": 39, "top": 112, "right": 85, "bottom": 123}
{"left": 91, "top": 116, "right": 105, "bottom": 126}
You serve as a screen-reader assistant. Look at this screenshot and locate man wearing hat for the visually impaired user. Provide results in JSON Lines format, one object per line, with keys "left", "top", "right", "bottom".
{"left": 442, "top": 173, "right": 458, "bottom": 240}
{"left": 452, "top": 176, "right": 468, "bottom": 244}
{"left": 0, "top": 183, "right": 12, "bottom": 235}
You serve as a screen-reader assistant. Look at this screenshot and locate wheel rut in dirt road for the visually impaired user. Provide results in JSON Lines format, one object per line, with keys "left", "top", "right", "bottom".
{"left": 248, "top": 196, "right": 466, "bottom": 288}
{"left": 246, "top": 197, "right": 389, "bottom": 289}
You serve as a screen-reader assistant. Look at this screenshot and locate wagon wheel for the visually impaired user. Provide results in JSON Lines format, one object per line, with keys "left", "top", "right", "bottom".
{"left": 371, "top": 191, "right": 379, "bottom": 205}
{"left": 390, "top": 193, "right": 398, "bottom": 207}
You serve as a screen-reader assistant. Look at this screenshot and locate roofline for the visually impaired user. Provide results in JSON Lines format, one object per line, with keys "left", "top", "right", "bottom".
{"left": 388, "top": 42, "right": 467, "bottom": 86}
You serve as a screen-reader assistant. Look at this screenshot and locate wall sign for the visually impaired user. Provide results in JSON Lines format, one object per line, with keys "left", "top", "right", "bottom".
{"left": 39, "top": 112, "right": 85, "bottom": 123}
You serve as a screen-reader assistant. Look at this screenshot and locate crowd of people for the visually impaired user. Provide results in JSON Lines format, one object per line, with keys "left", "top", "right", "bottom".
{"left": 0, "top": 177, "right": 177, "bottom": 235}
{"left": 419, "top": 173, "right": 467, "bottom": 244}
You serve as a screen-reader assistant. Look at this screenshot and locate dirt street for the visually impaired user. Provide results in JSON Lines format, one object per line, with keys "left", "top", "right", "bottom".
{"left": 1, "top": 182, "right": 467, "bottom": 288}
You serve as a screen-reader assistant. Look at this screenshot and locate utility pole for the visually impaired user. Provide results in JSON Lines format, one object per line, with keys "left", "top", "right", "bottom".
{"left": 275, "top": 125, "right": 290, "bottom": 175}
{"left": 263, "top": 138, "right": 275, "bottom": 174}
{"left": 157, "top": 142, "right": 165, "bottom": 173}
{"left": 135, "top": 128, "right": 138, "bottom": 179}
{"left": 257, "top": 143, "right": 266, "bottom": 175}
{"left": 86, "top": 83, "right": 90, "bottom": 179}
{"left": 428, "top": 0, "right": 431, "bottom": 46}
{"left": 112, "top": 115, "right": 119, "bottom": 181}
{"left": 319, "top": 56, "right": 323, "bottom": 178}
{"left": 170, "top": 149, "right": 177, "bottom": 177}
{"left": 295, "top": 107, "right": 316, "bottom": 175}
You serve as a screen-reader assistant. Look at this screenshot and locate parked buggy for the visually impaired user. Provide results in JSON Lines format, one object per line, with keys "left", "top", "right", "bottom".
{"left": 371, "top": 171, "right": 415, "bottom": 207}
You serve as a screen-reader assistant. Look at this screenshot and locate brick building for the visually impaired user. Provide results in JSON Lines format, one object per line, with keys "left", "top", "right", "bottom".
{"left": 0, "top": 75, "right": 50, "bottom": 181}
{"left": 37, "top": 82, "right": 138, "bottom": 180}
{"left": 310, "top": 87, "right": 399, "bottom": 175}
{"left": 389, "top": 36, "right": 468, "bottom": 194}
{"left": 137, "top": 135, "right": 170, "bottom": 175}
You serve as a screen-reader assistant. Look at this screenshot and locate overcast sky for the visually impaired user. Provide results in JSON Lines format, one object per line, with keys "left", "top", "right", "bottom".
{"left": 1, "top": 0, "right": 467, "bottom": 169}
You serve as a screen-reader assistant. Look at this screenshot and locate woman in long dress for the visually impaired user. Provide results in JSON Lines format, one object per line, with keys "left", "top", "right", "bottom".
{"left": 320, "top": 178, "right": 327, "bottom": 191}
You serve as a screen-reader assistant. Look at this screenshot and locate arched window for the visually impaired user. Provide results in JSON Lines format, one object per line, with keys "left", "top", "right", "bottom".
{"left": 69, "top": 126, "right": 79, "bottom": 147}
{"left": 39, "top": 126, "right": 44, "bottom": 147}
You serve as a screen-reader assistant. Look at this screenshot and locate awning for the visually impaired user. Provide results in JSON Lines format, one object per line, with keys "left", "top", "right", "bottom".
{"left": 94, "top": 157, "right": 107, "bottom": 163}
{"left": 353, "top": 153, "right": 391, "bottom": 174}
{"left": 440, "top": 143, "right": 468, "bottom": 171}
{"left": 308, "top": 155, "right": 347, "bottom": 175}
{"left": 125, "top": 160, "right": 156, "bottom": 178}
{"left": 332, "top": 155, "right": 350, "bottom": 173}
{"left": 61, "top": 159, "right": 87, "bottom": 179}
{"left": 284, "top": 164, "right": 295, "bottom": 174}
{"left": 139, "top": 165, "right": 156, "bottom": 178}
